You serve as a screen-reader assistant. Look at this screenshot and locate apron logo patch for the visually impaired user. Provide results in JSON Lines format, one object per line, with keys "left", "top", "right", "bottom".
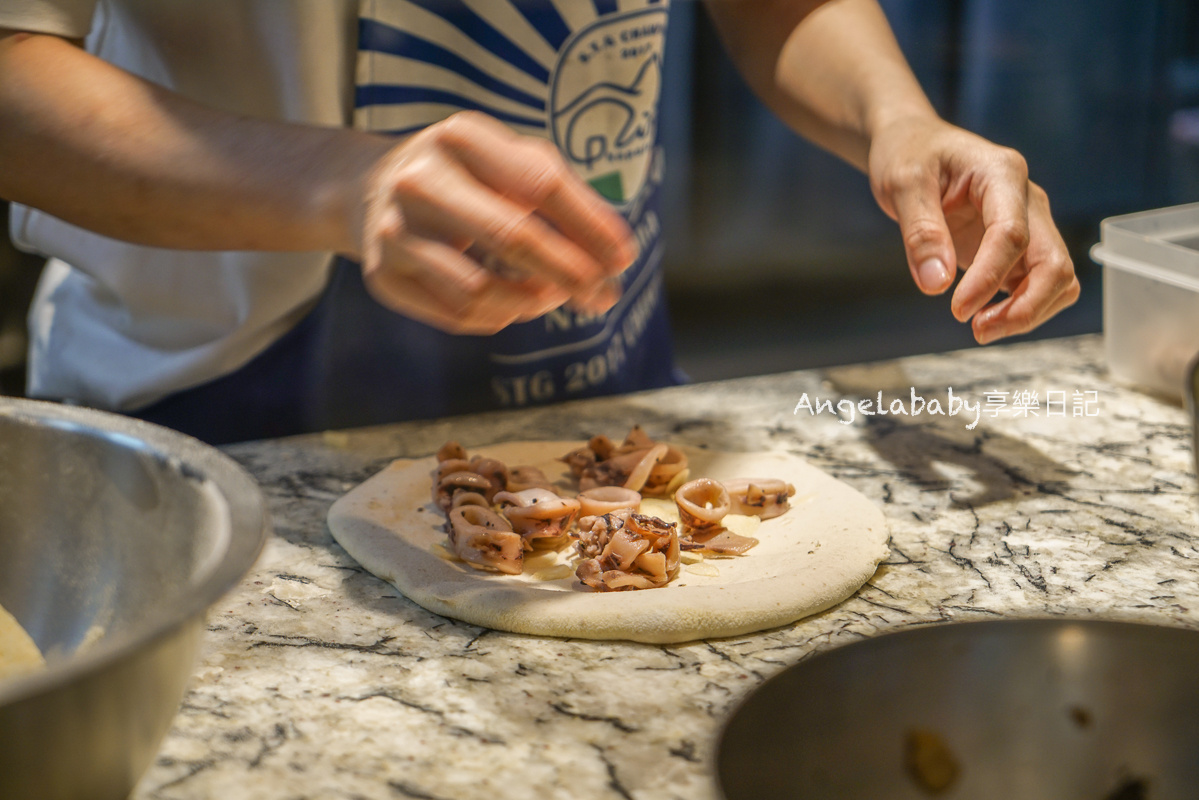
{"left": 550, "top": 8, "right": 668, "bottom": 207}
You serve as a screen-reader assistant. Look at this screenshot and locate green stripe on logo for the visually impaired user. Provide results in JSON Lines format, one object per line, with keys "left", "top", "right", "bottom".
{"left": 588, "top": 171, "right": 625, "bottom": 203}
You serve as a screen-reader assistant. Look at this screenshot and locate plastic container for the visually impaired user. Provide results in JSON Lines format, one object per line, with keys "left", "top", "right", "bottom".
{"left": 1091, "top": 202, "right": 1199, "bottom": 402}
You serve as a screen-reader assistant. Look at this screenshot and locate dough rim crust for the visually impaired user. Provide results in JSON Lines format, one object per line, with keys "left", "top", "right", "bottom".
{"left": 327, "top": 441, "right": 890, "bottom": 644}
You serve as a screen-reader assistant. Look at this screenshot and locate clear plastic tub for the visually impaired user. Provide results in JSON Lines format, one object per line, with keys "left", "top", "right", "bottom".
{"left": 1091, "top": 202, "right": 1199, "bottom": 402}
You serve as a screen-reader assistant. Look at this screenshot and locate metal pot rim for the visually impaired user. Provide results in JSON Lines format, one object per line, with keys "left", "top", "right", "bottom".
{"left": 715, "top": 616, "right": 1199, "bottom": 794}
{"left": 0, "top": 397, "right": 269, "bottom": 707}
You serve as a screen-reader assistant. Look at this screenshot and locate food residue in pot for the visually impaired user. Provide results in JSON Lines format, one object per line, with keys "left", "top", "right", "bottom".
{"left": 1104, "top": 775, "right": 1149, "bottom": 800}
{"left": 1068, "top": 704, "right": 1094, "bottom": 729}
{"left": 904, "top": 728, "right": 959, "bottom": 795}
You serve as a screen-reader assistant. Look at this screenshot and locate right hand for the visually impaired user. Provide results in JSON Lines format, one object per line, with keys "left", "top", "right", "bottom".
{"left": 353, "top": 111, "right": 637, "bottom": 335}
{"left": 867, "top": 115, "right": 1079, "bottom": 344}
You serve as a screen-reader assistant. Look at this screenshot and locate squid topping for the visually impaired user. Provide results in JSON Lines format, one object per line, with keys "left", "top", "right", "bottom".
{"left": 583, "top": 443, "right": 668, "bottom": 493}
{"left": 437, "top": 441, "right": 468, "bottom": 462}
{"left": 588, "top": 434, "right": 617, "bottom": 461}
{"left": 674, "top": 478, "right": 762, "bottom": 555}
{"left": 450, "top": 491, "right": 490, "bottom": 511}
{"left": 723, "top": 478, "right": 796, "bottom": 520}
{"left": 574, "top": 511, "right": 679, "bottom": 592}
{"left": 433, "top": 458, "right": 473, "bottom": 483}
{"left": 641, "top": 445, "right": 690, "bottom": 497}
{"left": 574, "top": 508, "right": 633, "bottom": 559}
{"left": 446, "top": 505, "right": 523, "bottom": 575}
{"left": 681, "top": 527, "right": 759, "bottom": 556}
{"left": 577, "top": 486, "right": 642, "bottom": 518}
{"left": 674, "top": 478, "right": 732, "bottom": 530}
{"left": 561, "top": 427, "right": 689, "bottom": 498}
{"left": 430, "top": 434, "right": 796, "bottom": 590}
{"left": 468, "top": 456, "right": 509, "bottom": 502}
{"left": 435, "top": 471, "right": 493, "bottom": 513}
{"left": 560, "top": 446, "right": 597, "bottom": 479}
{"left": 493, "top": 488, "right": 581, "bottom": 549}
{"left": 505, "top": 465, "right": 557, "bottom": 493}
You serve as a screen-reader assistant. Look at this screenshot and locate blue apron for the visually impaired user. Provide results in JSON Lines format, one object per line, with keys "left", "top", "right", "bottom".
{"left": 136, "top": 0, "right": 681, "bottom": 443}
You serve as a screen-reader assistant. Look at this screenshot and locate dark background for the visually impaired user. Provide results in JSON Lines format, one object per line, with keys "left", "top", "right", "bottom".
{"left": 3, "top": 0, "right": 1197, "bottom": 393}
{"left": 661, "top": 0, "right": 1199, "bottom": 380}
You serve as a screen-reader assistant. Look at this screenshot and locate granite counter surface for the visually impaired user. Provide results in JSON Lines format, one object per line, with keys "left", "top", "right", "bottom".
{"left": 132, "top": 334, "right": 1199, "bottom": 800}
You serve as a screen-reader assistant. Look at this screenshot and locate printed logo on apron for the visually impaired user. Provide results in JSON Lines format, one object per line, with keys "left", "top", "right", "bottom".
{"left": 549, "top": 7, "right": 666, "bottom": 206}
{"left": 355, "top": 0, "right": 676, "bottom": 409}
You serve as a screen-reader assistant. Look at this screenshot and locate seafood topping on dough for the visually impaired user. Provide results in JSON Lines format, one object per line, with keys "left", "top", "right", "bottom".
{"left": 559, "top": 426, "right": 690, "bottom": 497}
{"left": 429, "top": 434, "right": 797, "bottom": 589}
{"left": 505, "top": 465, "right": 557, "bottom": 493}
{"left": 723, "top": 478, "right": 796, "bottom": 520}
{"left": 433, "top": 442, "right": 584, "bottom": 574}
{"left": 577, "top": 486, "right": 642, "bottom": 517}
{"left": 574, "top": 510, "right": 680, "bottom": 591}
{"left": 674, "top": 477, "right": 758, "bottom": 556}
{"left": 674, "top": 478, "right": 731, "bottom": 530}
{"left": 672, "top": 476, "right": 797, "bottom": 556}
{"left": 493, "top": 488, "right": 580, "bottom": 551}
{"left": 446, "top": 505, "right": 523, "bottom": 575}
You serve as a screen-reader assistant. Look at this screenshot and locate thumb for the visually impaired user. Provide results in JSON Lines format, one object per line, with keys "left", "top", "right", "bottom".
{"left": 887, "top": 170, "right": 957, "bottom": 295}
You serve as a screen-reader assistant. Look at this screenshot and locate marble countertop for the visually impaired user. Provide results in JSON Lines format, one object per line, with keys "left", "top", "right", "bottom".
{"left": 132, "top": 334, "right": 1199, "bottom": 800}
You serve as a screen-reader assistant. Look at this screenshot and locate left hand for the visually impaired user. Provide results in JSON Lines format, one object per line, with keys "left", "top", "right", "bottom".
{"left": 867, "top": 116, "right": 1079, "bottom": 344}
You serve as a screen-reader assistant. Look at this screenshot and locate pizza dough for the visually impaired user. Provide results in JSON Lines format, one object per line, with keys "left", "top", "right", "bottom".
{"left": 0, "top": 602, "right": 45, "bottom": 683}
{"left": 327, "top": 442, "right": 890, "bottom": 643}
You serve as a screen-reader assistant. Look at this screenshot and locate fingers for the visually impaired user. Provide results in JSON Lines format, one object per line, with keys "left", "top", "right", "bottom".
{"left": 887, "top": 164, "right": 957, "bottom": 296}
{"left": 434, "top": 112, "right": 637, "bottom": 274}
{"left": 397, "top": 156, "right": 620, "bottom": 302}
{"left": 359, "top": 112, "right": 637, "bottom": 335}
{"left": 872, "top": 118, "right": 1078, "bottom": 345}
{"left": 364, "top": 234, "right": 569, "bottom": 335}
{"left": 969, "top": 185, "right": 1078, "bottom": 344}
{"left": 373, "top": 234, "right": 485, "bottom": 314}
{"left": 949, "top": 148, "right": 1030, "bottom": 322}
{"left": 970, "top": 269, "right": 1079, "bottom": 345}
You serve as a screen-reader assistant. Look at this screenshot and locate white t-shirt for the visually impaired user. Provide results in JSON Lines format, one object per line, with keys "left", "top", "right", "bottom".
{"left": 6, "top": 0, "right": 676, "bottom": 417}
{"left": 7, "top": 0, "right": 359, "bottom": 410}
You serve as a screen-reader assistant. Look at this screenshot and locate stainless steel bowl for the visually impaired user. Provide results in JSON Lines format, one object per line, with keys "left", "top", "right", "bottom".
{"left": 0, "top": 398, "right": 268, "bottom": 800}
{"left": 717, "top": 619, "right": 1199, "bottom": 800}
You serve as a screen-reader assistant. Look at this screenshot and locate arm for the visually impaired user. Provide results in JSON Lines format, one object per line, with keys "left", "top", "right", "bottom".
{"left": 705, "top": 0, "right": 1079, "bottom": 344}
{"left": 0, "top": 30, "right": 634, "bottom": 333}
{"left": 0, "top": 30, "right": 383, "bottom": 254}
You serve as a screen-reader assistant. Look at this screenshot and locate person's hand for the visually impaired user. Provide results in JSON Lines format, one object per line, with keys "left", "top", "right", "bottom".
{"left": 867, "top": 116, "right": 1079, "bottom": 344}
{"left": 353, "top": 111, "right": 636, "bottom": 335}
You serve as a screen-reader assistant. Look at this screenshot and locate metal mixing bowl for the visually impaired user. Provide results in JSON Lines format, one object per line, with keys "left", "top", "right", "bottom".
{"left": 0, "top": 398, "right": 268, "bottom": 800}
{"left": 717, "top": 619, "right": 1199, "bottom": 800}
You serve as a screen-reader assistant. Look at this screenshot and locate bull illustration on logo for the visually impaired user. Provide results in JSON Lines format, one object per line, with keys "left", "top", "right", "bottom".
{"left": 550, "top": 9, "right": 667, "bottom": 206}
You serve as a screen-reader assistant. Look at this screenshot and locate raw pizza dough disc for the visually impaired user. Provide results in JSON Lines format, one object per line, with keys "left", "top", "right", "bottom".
{"left": 0, "top": 603, "right": 45, "bottom": 682}
{"left": 328, "top": 442, "right": 890, "bottom": 643}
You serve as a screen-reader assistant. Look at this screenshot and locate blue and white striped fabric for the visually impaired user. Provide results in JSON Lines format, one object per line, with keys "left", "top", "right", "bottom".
{"left": 337, "top": 0, "right": 681, "bottom": 418}
{"left": 356, "top": 0, "right": 667, "bottom": 204}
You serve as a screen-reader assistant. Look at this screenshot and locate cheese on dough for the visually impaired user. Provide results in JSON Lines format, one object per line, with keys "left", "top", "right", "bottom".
{"left": 0, "top": 603, "right": 45, "bottom": 682}
{"left": 328, "top": 442, "right": 890, "bottom": 644}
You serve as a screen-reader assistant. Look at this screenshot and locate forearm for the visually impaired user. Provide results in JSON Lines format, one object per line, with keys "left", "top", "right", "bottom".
{"left": 0, "top": 30, "right": 391, "bottom": 255}
{"left": 705, "top": 0, "right": 937, "bottom": 170}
